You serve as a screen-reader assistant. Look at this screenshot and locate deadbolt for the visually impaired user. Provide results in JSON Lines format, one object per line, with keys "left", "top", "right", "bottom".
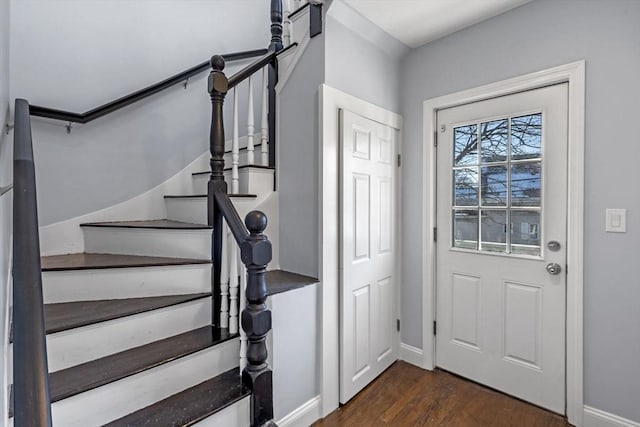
{"left": 547, "top": 241, "right": 561, "bottom": 252}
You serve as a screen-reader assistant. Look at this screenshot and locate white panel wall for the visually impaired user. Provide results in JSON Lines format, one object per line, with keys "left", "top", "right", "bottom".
{"left": 10, "top": 0, "right": 270, "bottom": 225}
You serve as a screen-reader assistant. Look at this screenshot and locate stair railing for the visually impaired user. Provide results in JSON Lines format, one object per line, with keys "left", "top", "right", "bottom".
{"left": 12, "top": 98, "right": 53, "bottom": 426}
{"left": 204, "top": 4, "right": 284, "bottom": 425}
{"left": 207, "top": 45, "right": 279, "bottom": 424}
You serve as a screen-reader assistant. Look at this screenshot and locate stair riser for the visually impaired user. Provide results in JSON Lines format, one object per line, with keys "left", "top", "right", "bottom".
{"left": 191, "top": 396, "right": 249, "bottom": 427}
{"left": 49, "top": 340, "right": 238, "bottom": 427}
{"left": 43, "top": 264, "right": 211, "bottom": 303}
{"left": 193, "top": 168, "right": 274, "bottom": 195}
{"left": 223, "top": 149, "right": 268, "bottom": 167}
{"left": 165, "top": 197, "right": 257, "bottom": 225}
{"left": 83, "top": 227, "right": 211, "bottom": 259}
{"left": 7, "top": 298, "right": 212, "bottom": 375}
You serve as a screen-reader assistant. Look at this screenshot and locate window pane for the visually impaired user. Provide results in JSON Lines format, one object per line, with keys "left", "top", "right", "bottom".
{"left": 511, "top": 114, "right": 542, "bottom": 160}
{"left": 454, "top": 168, "right": 478, "bottom": 206}
{"left": 511, "top": 162, "right": 541, "bottom": 207}
{"left": 480, "top": 119, "right": 508, "bottom": 163}
{"left": 481, "top": 210, "right": 507, "bottom": 253}
{"left": 453, "top": 210, "right": 478, "bottom": 250}
{"left": 454, "top": 124, "right": 478, "bottom": 166}
{"left": 481, "top": 165, "right": 507, "bottom": 206}
{"left": 511, "top": 210, "right": 541, "bottom": 256}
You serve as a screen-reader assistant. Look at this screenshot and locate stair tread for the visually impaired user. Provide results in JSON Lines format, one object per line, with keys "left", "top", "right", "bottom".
{"left": 164, "top": 193, "right": 257, "bottom": 198}
{"left": 266, "top": 269, "right": 319, "bottom": 296}
{"left": 104, "top": 367, "right": 248, "bottom": 427}
{"left": 41, "top": 253, "right": 211, "bottom": 271}
{"left": 45, "top": 293, "right": 211, "bottom": 334}
{"left": 81, "top": 219, "right": 211, "bottom": 230}
{"left": 192, "top": 164, "right": 275, "bottom": 176}
{"left": 49, "top": 326, "right": 234, "bottom": 403}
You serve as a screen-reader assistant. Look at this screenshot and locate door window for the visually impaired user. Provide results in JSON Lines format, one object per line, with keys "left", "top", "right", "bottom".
{"left": 452, "top": 113, "right": 542, "bottom": 256}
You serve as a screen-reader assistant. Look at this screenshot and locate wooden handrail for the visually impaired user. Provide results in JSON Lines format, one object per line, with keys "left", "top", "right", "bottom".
{"left": 28, "top": 49, "right": 268, "bottom": 124}
{"left": 214, "top": 192, "right": 249, "bottom": 244}
{"left": 12, "top": 98, "right": 53, "bottom": 426}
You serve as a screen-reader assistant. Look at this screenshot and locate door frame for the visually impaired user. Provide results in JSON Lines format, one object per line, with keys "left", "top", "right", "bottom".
{"left": 319, "top": 84, "right": 403, "bottom": 417}
{"left": 422, "top": 61, "right": 585, "bottom": 426}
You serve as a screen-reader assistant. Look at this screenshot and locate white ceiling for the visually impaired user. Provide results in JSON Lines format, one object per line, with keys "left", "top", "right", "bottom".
{"left": 343, "top": 0, "right": 533, "bottom": 48}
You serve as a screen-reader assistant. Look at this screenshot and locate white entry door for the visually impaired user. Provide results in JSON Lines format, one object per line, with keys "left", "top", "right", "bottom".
{"left": 340, "top": 109, "right": 399, "bottom": 403}
{"left": 435, "top": 84, "right": 568, "bottom": 413}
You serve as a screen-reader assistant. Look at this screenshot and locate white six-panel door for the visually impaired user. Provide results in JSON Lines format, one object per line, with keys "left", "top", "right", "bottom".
{"left": 435, "top": 84, "right": 568, "bottom": 413}
{"left": 339, "top": 109, "right": 398, "bottom": 403}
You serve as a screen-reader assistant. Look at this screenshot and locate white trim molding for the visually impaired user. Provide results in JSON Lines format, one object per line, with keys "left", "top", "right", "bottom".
{"left": 422, "top": 61, "right": 585, "bottom": 426}
{"left": 584, "top": 406, "right": 640, "bottom": 427}
{"left": 277, "top": 396, "right": 322, "bottom": 427}
{"left": 319, "top": 84, "right": 402, "bottom": 417}
{"left": 400, "top": 343, "right": 424, "bottom": 368}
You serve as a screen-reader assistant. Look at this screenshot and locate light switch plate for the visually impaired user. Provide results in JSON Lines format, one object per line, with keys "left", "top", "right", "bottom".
{"left": 605, "top": 209, "right": 626, "bottom": 233}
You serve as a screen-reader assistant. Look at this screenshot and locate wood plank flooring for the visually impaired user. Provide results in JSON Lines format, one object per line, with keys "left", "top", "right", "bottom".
{"left": 313, "top": 361, "right": 570, "bottom": 427}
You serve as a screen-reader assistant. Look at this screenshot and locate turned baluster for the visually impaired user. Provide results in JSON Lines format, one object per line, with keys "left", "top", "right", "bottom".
{"left": 207, "top": 55, "right": 228, "bottom": 328}
{"left": 247, "top": 76, "right": 255, "bottom": 165}
{"left": 260, "top": 67, "right": 269, "bottom": 167}
{"left": 231, "top": 87, "right": 240, "bottom": 194}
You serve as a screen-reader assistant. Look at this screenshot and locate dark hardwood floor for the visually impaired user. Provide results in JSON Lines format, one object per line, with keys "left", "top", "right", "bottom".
{"left": 313, "top": 361, "right": 570, "bottom": 427}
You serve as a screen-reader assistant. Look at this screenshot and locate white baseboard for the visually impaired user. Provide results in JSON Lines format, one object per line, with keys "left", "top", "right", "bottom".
{"left": 584, "top": 406, "right": 640, "bottom": 427}
{"left": 277, "top": 395, "right": 322, "bottom": 427}
{"left": 400, "top": 343, "right": 424, "bottom": 368}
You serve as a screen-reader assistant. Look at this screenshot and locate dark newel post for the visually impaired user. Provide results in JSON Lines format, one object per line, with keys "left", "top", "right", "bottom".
{"left": 208, "top": 55, "right": 229, "bottom": 328}
{"left": 269, "top": 0, "right": 284, "bottom": 52}
{"left": 268, "top": 0, "right": 283, "bottom": 172}
{"left": 241, "top": 211, "right": 274, "bottom": 426}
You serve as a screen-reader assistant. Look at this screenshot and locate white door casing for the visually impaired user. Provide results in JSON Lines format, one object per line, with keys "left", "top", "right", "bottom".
{"left": 435, "top": 84, "right": 568, "bottom": 413}
{"left": 339, "top": 109, "right": 399, "bottom": 403}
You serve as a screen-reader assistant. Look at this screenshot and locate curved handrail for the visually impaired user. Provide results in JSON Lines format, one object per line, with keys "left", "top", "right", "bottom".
{"left": 12, "top": 98, "right": 52, "bottom": 426}
{"left": 28, "top": 49, "right": 268, "bottom": 124}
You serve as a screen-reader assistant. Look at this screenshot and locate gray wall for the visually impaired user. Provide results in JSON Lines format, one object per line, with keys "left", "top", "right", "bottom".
{"left": 278, "top": 33, "right": 325, "bottom": 278}
{"left": 0, "top": 0, "right": 10, "bottom": 418}
{"left": 400, "top": 0, "right": 640, "bottom": 421}
{"left": 10, "top": 0, "right": 270, "bottom": 225}
{"left": 276, "top": 21, "right": 326, "bottom": 416}
{"left": 325, "top": 1, "right": 408, "bottom": 114}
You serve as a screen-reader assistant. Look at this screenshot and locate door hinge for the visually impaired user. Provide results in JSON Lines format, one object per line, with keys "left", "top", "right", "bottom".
{"left": 396, "top": 318, "right": 401, "bottom": 332}
{"left": 397, "top": 154, "right": 401, "bottom": 167}
{"left": 434, "top": 130, "right": 438, "bottom": 147}
{"left": 433, "top": 320, "right": 437, "bottom": 336}
{"left": 433, "top": 227, "right": 437, "bottom": 242}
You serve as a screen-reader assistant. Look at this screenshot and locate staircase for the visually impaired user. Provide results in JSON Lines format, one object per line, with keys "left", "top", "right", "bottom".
{"left": 9, "top": 1, "right": 322, "bottom": 426}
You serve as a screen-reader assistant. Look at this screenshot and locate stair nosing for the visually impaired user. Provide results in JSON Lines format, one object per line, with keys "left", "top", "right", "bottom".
{"left": 48, "top": 327, "right": 237, "bottom": 403}
{"left": 80, "top": 219, "right": 211, "bottom": 230}
{"left": 45, "top": 293, "right": 211, "bottom": 335}
{"left": 104, "top": 368, "right": 249, "bottom": 427}
{"left": 42, "top": 253, "right": 211, "bottom": 272}
{"left": 192, "top": 164, "right": 275, "bottom": 176}
{"left": 164, "top": 194, "right": 257, "bottom": 199}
